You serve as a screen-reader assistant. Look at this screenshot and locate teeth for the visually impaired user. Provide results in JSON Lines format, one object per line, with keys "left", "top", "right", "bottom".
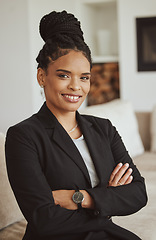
{"left": 64, "top": 95, "right": 79, "bottom": 100}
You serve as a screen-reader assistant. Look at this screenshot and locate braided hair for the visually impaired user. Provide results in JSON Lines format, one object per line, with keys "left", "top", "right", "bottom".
{"left": 36, "top": 10, "right": 92, "bottom": 72}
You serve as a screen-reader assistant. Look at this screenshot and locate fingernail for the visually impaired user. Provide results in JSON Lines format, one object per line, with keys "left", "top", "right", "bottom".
{"left": 128, "top": 168, "right": 133, "bottom": 172}
{"left": 118, "top": 163, "right": 123, "bottom": 167}
{"left": 125, "top": 163, "right": 129, "bottom": 167}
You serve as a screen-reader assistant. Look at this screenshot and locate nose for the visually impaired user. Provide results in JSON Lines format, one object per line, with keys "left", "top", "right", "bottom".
{"left": 67, "top": 77, "right": 81, "bottom": 91}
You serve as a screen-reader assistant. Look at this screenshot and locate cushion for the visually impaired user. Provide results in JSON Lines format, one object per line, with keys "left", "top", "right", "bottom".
{"left": 0, "top": 133, "right": 24, "bottom": 230}
{"left": 80, "top": 99, "right": 144, "bottom": 158}
{"left": 134, "top": 152, "right": 156, "bottom": 171}
{"left": 114, "top": 152, "right": 156, "bottom": 240}
{"left": 0, "top": 219, "right": 26, "bottom": 240}
{"left": 151, "top": 105, "right": 156, "bottom": 153}
{"left": 113, "top": 169, "right": 156, "bottom": 240}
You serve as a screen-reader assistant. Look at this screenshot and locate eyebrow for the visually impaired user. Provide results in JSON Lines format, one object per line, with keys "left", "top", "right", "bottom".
{"left": 56, "top": 69, "right": 91, "bottom": 75}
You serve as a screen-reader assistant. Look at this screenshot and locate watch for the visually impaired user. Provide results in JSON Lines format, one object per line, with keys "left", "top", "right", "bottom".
{"left": 72, "top": 190, "right": 84, "bottom": 209}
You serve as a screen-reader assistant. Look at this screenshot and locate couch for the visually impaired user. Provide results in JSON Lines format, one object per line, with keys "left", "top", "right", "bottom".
{"left": 0, "top": 100, "right": 156, "bottom": 240}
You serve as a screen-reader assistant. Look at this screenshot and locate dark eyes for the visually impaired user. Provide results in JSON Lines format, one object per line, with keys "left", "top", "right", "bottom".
{"left": 81, "top": 76, "right": 90, "bottom": 81}
{"left": 57, "top": 74, "right": 90, "bottom": 81}
{"left": 58, "top": 74, "right": 69, "bottom": 79}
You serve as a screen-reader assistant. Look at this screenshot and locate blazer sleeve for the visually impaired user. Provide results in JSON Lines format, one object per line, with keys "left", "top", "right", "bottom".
{"left": 5, "top": 125, "right": 109, "bottom": 237}
{"left": 86, "top": 118, "right": 148, "bottom": 218}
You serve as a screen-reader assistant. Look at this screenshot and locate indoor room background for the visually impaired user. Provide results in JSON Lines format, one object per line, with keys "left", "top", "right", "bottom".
{"left": 0, "top": 0, "right": 156, "bottom": 133}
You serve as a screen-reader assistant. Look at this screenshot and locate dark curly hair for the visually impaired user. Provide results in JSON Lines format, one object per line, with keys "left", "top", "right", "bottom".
{"left": 36, "top": 10, "right": 92, "bottom": 73}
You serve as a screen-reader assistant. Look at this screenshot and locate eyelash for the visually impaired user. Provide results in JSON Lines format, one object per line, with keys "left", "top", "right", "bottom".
{"left": 57, "top": 74, "right": 90, "bottom": 81}
{"left": 58, "top": 74, "right": 69, "bottom": 79}
{"left": 81, "top": 76, "right": 90, "bottom": 81}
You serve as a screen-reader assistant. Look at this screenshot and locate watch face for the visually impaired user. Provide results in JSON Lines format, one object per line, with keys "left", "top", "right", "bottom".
{"left": 72, "top": 191, "right": 84, "bottom": 204}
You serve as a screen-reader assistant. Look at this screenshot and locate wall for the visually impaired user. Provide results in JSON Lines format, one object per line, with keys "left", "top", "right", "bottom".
{"left": 118, "top": 0, "right": 156, "bottom": 111}
{"left": 78, "top": 1, "right": 118, "bottom": 57}
{"left": 0, "top": 0, "right": 33, "bottom": 133}
{"left": 0, "top": 0, "right": 78, "bottom": 133}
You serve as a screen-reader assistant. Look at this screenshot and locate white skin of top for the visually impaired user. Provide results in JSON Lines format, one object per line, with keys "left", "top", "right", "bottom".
{"left": 37, "top": 50, "right": 133, "bottom": 210}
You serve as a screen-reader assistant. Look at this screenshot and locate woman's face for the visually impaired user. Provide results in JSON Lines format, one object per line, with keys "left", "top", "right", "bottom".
{"left": 38, "top": 50, "right": 91, "bottom": 116}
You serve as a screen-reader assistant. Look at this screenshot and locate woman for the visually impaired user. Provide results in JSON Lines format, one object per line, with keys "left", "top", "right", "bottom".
{"left": 5, "top": 10, "right": 147, "bottom": 240}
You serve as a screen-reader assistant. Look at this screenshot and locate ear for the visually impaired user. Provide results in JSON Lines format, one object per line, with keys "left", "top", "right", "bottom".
{"left": 37, "top": 68, "right": 46, "bottom": 87}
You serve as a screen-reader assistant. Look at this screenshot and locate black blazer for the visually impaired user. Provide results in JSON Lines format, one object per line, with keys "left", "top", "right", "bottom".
{"left": 5, "top": 102, "right": 147, "bottom": 240}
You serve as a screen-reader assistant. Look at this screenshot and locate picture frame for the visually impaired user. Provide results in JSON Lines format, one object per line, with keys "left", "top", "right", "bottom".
{"left": 136, "top": 17, "right": 156, "bottom": 71}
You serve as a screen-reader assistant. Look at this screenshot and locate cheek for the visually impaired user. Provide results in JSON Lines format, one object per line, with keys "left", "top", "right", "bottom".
{"left": 84, "top": 82, "right": 90, "bottom": 95}
{"left": 46, "top": 80, "right": 63, "bottom": 92}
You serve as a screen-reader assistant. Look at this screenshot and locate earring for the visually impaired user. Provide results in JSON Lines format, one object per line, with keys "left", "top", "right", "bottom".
{"left": 40, "top": 86, "right": 45, "bottom": 100}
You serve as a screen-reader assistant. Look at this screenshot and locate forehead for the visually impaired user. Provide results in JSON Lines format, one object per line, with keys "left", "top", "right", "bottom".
{"left": 48, "top": 51, "right": 90, "bottom": 72}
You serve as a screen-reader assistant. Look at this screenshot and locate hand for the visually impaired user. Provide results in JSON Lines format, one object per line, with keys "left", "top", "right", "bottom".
{"left": 52, "top": 190, "right": 77, "bottom": 210}
{"left": 52, "top": 189, "right": 94, "bottom": 210}
{"left": 108, "top": 163, "right": 133, "bottom": 187}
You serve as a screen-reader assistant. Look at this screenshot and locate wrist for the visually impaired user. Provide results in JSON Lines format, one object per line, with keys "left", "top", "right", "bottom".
{"left": 79, "top": 190, "right": 86, "bottom": 208}
{"left": 80, "top": 190, "right": 94, "bottom": 209}
{"left": 72, "top": 190, "right": 84, "bottom": 209}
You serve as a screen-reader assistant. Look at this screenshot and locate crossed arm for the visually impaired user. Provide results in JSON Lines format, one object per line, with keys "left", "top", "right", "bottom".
{"left": 52, "top": 162, "right": 133, "bottom": 210}
{"left": 6, "top": 123, "right": 147, "bottom": 237}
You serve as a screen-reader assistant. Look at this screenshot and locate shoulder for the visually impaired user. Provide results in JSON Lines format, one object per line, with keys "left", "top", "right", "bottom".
{"left": 80, "top": 113, "right": 112, "bottom": 128}
{"left": 80, "top": 114, "right": 123, "bottom": 147}
{"left": 80, "top": 113, "right": 115, "bottom": 136}
{"left": 6, "top": 114, "right": 41, "bottom": 142}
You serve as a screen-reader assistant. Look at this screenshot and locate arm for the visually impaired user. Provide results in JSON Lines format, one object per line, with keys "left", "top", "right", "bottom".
{"left": 52, "top": 189, "right": 95, "bottom": 210}
{"left": 85, "top": 119, "right": 148, "bottom": 217}
{"left": 5, "top": 125, "right": 109, "bottom": 237}
{"left": 52, "top": 162, "right": 133, "bottom": 210}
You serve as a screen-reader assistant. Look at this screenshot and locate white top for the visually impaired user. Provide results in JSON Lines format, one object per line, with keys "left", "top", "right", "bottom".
{"left": 73, "top": 135, "right": 100, "bottom": 188}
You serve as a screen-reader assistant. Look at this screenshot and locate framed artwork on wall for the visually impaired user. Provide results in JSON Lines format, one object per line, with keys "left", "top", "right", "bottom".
{"left": 136, "top": 16, "right": 156, "bottom": 71}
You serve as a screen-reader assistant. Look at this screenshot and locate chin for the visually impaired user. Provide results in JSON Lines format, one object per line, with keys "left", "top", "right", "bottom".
{"left": 68, "top": 107, "right": 80, "bottom": 112}
{"left": 67, "top": 105, "right": 81, "bottom": 112}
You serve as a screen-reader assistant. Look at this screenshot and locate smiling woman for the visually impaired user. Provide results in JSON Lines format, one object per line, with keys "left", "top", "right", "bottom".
{"left": 5, "top": 10, "right": 147, "bottom": 240}
{"left": 37, "top": 51, "right": 91, "bottom": 123}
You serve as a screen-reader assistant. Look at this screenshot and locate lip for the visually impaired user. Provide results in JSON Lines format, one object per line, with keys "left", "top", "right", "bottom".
{"left": 61, "top": 94, "right": 82, "bottom": 103}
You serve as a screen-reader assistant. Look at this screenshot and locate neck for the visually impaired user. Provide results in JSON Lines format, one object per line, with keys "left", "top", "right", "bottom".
{"left": 57, "top": 112, "right": 77, "bottom": 131}
{"left": 46, "top": 102, "right": 77, "bottom": 131}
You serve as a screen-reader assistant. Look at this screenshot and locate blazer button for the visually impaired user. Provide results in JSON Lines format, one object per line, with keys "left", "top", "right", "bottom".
{"left": 94, "top": 210, "right": 100, "bottom": 216}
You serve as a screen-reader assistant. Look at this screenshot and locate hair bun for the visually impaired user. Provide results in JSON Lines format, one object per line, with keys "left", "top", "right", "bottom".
{"left": 39, "top": 10, "right": 84, "bottom": 42}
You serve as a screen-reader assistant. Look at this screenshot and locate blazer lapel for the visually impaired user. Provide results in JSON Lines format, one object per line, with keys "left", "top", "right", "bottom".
{"left": 77, "top": 112, "right": 114, "bottom": 185}
{"left": 36, "top": 103, "right": 91, "bottom": 186}
{"left": 52, "top": 124, "right": 91, "bottom": 185}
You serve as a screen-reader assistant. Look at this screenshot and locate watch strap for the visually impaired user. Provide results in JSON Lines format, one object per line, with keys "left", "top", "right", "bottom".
{"left": 75, "top": 190, "right": 83, "bottom": 210}
{"left": 77, "top": 202, "right": 82, "bottom": 210}
{"left": 73, "top": 189, "right": 82, "bottom": 210}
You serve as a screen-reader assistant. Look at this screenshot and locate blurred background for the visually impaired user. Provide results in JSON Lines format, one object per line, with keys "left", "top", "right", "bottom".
{"left": 0, "top": 0, "right": 156, "bottom": 133}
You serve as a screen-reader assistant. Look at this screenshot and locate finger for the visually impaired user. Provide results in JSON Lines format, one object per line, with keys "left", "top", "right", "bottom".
{"left": 120, "top": 168, "right": 133, "bottom": 184}
{"left": 125, "top": 175, "right": 133, "bottom": 184}
{"left": 109, "top": 163, "right": 123, "bottom": 183}
{"left": 113, "top": 163, "right": 129, "bottom": 184}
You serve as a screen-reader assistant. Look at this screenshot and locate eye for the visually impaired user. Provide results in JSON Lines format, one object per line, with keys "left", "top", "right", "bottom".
{"left": 58, "top": 74, "right": 69, "bottom": 79}
{"left": 81, "top": 76, "right": 90, "bottom": 81}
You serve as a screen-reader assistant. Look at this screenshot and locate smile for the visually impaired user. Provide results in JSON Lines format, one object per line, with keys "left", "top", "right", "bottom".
{"left": 61, "top": 94, "right": 81, "bottom": 103}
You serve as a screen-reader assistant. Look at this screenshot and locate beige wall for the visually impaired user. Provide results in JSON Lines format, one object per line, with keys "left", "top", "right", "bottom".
{"left": 0, "top": 0, "right": 32, "bottom": 133}
{"left": 0, "top": 0, "right": 77, "bottom": 133}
